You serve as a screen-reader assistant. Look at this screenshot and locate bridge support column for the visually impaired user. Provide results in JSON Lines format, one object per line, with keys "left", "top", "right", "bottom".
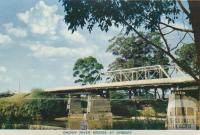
{"left": 87, "top": 95, "right": 91, "bottom": 113}
{"left": 67, "top": 94, "right": 71, "bottom": 116}
{"left": 154, "top": 88, "right": 157, "bottom": 99}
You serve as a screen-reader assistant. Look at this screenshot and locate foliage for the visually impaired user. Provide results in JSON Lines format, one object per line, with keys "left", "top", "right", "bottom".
{"left": 107, "top": 33, "right": 169, "bottom": 99}
{"left": 107, "top": 33, "right": 169, "bottom": 70}
{"left": 176, "top": 43, "right": 198, "bottom": 74}
{"left": 110, "top": 91, "right": 126, "bottom": 99}
{"left": 30, "top": 88, "right": 45, "bottom": 97}
{"left": 127, "top": 106, "right": 139, "bottom": 116}
{"left": 60, "top": 0, "right": 180, "bottom": 33}
{"left": 0, "top": 89, "right": 67, "bottom": 123}
{"left": 60, "top": 0, "right": 200, "bottom": 82}
{"left": 112, "top": 119, "right": 165, "bottom": 129}
{"left": 80, "top": 100, "right": 87, "bottom": 108}
{"left": 110, "top": 98, "right": 167, "bottom": 117}
{"left": 73, "top": 56, "right": 103, "bottom": 85}
{"left": 141, "top": 107, "right": 156, "bottom": 117}
{"left": 25, "top": 89, "right": 67, "bottom": 120}
{"left": 0, "top": 99, "right": 32, "bottom": 123}
{"left": 110, "top": 100, "right": 130, "bottom": 116}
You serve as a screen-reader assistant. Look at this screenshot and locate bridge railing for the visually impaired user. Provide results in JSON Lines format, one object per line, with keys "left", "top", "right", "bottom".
{"left": 93, "top": 64, "right": 190, "bottom": 84}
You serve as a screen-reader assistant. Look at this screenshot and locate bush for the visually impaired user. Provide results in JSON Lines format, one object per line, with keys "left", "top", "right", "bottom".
{"left": 113, "top": 119, "right": 165, "bottom": 129}
{"left": 30, "top": 88, "right": 45, "bottom": 97}
{"left": 0, "top": 100, "right": 32, "bottom": 123}
{"left": 142, "top": 107, "right": 156, "bottom": 117}
{"left": 111, "top": 101, "right": 130, "bottom": 116}
{"left": 0, "top": 89, "right": 68, "bottom": 123}
{"left": 127, "top": 106, "right": 139, "bottom": 116}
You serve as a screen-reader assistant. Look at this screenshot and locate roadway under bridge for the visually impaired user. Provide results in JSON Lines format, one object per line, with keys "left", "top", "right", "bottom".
{"left": 44, "top": 65, "right": 197, "bottom": 93}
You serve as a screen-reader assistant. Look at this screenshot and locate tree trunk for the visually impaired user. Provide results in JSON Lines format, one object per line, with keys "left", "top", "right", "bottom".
{"left": 189, "top": 1, "right": 200, "bottom": 84}
{"left": 188, "top": 1, "right": 200, "bottom": 128}
{"left": 128, "top": 90, "right": 132, "bottom": 99}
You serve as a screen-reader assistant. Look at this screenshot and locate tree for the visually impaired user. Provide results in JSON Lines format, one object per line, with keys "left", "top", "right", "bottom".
{"left": 188, "top": 1, "right": 200, "bottom": 82}
{"left": 107, "top": 33, "right": 169, "bottom": 70}
{"left": 107, "top": 33, "right": 169, "bottom": 99}
{"left": 73, "top": 56, "right": 103, "bottom": 85}
{"left": 176, "top": 43, "right": 198, "bottom": 74}
{"left": 60, "top": 0, "right": 199, "bottom": 85}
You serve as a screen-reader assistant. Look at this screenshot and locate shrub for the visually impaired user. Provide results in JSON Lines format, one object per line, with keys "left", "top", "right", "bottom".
{"left": 0, "top": 89, "right": 67, "bottom": 123}
{"left": 142, "top": 107, "right": 156, "bottom": 117}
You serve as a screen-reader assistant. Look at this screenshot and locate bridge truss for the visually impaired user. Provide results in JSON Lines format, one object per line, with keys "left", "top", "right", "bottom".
{"left": 94, "top": 64, "right": 188, "bottom": 84}
{"left": 45, "top": 64, "right": 195, "bottom": 93}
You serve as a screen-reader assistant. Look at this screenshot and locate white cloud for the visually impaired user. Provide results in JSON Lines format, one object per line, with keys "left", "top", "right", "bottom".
{"left": 0, "top": 0, "right": 116, "bottom": 91}
{"left": 60, "top": 28, "right": 86, "bottom": 44}
{"left": 0, "top": 33, "right": 12, "bottom": 45}
{"left": 0, "top": 66, "right": 7, "bottom": 73}
{"left": 26, "top": 42, "right": 95, "bottom": 58}
{"left": 3, "top": 23, "right": 27, "bottom": 38}
{"left": 17, "top": 0, "right": 86, "bottom": 44}
{"left": 17, "top": 1, "right": 59, "bottom": 35}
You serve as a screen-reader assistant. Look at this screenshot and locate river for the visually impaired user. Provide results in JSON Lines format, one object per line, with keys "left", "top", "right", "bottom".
{"left": 0, "top": 117, "right": 166, "bottom": 130}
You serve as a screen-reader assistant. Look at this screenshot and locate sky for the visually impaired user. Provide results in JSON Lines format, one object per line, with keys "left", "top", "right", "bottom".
{"left": 0, "top": 0, "right": 193, "bottom": 92}
{"left": 0, "top": 0, "right": 121, "bottom": 92}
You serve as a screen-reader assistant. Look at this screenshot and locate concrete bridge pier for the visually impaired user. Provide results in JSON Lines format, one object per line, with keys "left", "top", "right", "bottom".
{"left": 87, "top": 95, "right": 91, "bottom": 113}
{"left": 154, "top": 88, "right": 157, "bottom": 99}
{"left": 67, "top": 94, "right": 86, "bottom": 129}
{"left": 86, "top": 94, "right": 112, "bottom": 129}
{"left": 166, "top": 89, "right": 200, "bottom": 129}
{"left": 67, "top": 94, "right": 71, "bottom": 115}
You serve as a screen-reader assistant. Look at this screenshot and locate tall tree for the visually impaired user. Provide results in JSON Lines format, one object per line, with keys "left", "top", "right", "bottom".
{"left": 176, "top": 43, "right": 198, "bottom": 74}
{"left": 107, "top": 33, "right": 169, "bottom": 99}
{"left": 188, "top": 1, "right": 200, "bottom": 86}
{"left": 73, "top": 56, "right": 103, "bottom": 85}
{"left": 107, "top": 33, "right": 169, "bottom": 70}
{"left": 60, "top": 0, "right": 199, "bottom": 83}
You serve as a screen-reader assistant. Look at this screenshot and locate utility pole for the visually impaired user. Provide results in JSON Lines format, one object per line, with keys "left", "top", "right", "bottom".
{"left": 18, "top": 79, "right": 21, "bottom": 93}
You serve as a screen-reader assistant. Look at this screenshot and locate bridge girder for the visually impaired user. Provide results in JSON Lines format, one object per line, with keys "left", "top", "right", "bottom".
{"left": 45, "top": 65, "right": 196, "bottom": 93}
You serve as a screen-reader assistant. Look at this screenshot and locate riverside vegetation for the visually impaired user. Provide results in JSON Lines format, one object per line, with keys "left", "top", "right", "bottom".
{"left": 0, "top": 89, "right": 67, "bottom": 128}
{"left": 0, "top": 89, "right": 167, "bottom": 129}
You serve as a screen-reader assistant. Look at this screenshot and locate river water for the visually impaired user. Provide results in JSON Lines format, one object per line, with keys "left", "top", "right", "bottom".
{"left": 0, "top": 118, "right": 165, "bottom": 130}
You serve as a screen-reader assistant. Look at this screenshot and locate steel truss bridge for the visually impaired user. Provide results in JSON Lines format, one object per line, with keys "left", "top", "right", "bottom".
{"left": 45, "top": 64, "right": 196, "bottom": 93}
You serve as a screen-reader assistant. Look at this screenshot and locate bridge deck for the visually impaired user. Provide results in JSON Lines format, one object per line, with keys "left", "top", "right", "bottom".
{"left": 45, "top": 77, "right": 196, "bottom": 93}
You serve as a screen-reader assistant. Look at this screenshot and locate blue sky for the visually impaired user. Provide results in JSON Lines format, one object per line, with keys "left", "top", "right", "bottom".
{"left": 0, "top": 0, "right": 120, "bottom": 92}
{"left": 0, "top": 0, "right": 193, "bottom": 92}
